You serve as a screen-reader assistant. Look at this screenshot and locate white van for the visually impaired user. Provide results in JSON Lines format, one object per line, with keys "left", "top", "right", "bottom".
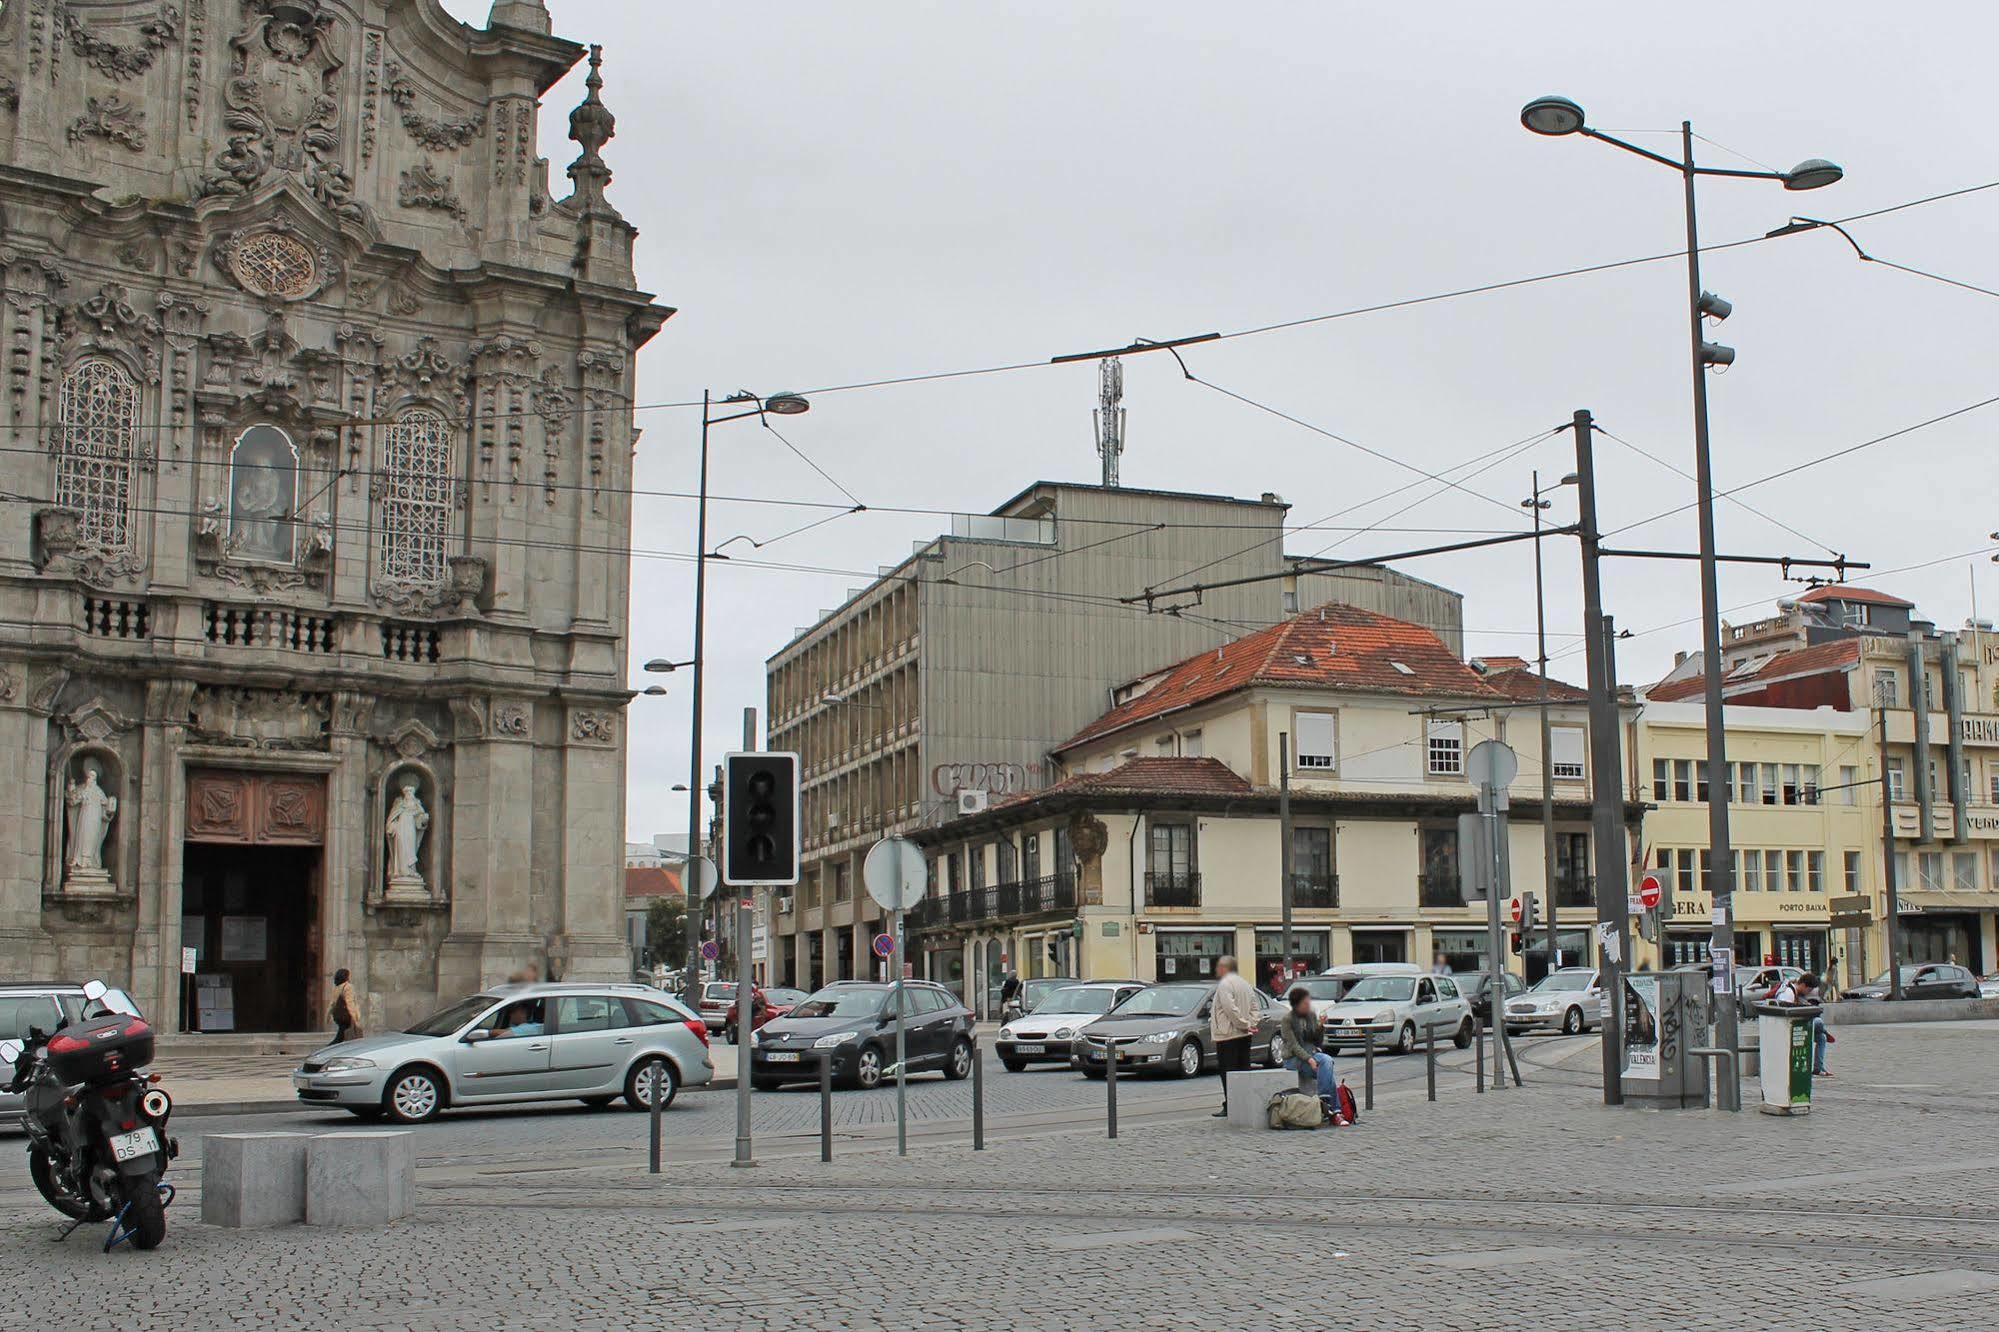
{"left": 1288, "top": 962, "right": 1425, "bottom": 1013}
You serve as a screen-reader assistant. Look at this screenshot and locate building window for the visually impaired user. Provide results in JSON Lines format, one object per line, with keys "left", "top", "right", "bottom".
{"left": 1841, "top": 766, "right": 1859, "bottom": 805}
{"left": 1780, "top": 765, "right": 1802, "bottom": 806}
{"left": 1807, "top": 851, "right": 1824, "bottom": 893}
{"left": 1844, "top": 850, "right": 1862, "bottom": 895}
{"left": 1419, "top": 827, "right": 1460, "bottom": 907}
{"left": 1282, "top": 588, "right": 1300, "bottom": 614}
{"left": 1875, "top": 671, "right": 1899, "bottom": 708}
{"left": 1652, "top": 758, "right": 1669, "bottom": 802}
{"left": 833, "top": 862, "right": 851, "bottom": 902}
{"left": 1155, "top": 735, "right": 1175, "bottom": 755}
{"left": 1155, "top": 930, "right": 1233, "bottom": 981}
{"left": 1426, "top": 720, "right": 1463, "bottom": 776}
{"left": 968, "top": 846, "right": 985, "bottom": 892}
{"left": 1886, "top": 758, "right": 1905, "bottom": 801}
{"left": 55, "top": 357, "right": 140, "bottom": 551}
{"left": 1672, "top": 759, "right": 1693, "bottom": 803}
{"left": 1953, "top": 851, "right": 1979, "bottom": 892}
{"left": 1290, "top": 826, "right": 1335, "bottom": 907}
{"left": 1295, "top": 711, "right": 1337, "bottom": 771}
{"left": 1762, "top": 850, "right": 1781, "bottom": 895}
{"left": 1182, "top": 729, "right": 1203, "bottom": 758}
{"left": 1147, "top": 822, "right": 1197, "bottom": 906}
{"left": 1740, "top": 848, "right": 1761, "bottom": 893}
{"left": 1990, "top": 847, "right": 1999, "bottom": 891}
{"left": 227, "top": 424, "right": 300, "bottom": 564}
{"left": 1021, "top": 832, "right": 1041, "bottom": 883}
{"left": 996, "top": 838, "right": 1016, "bottom": 883}
{"left": 1549, "top": 725, "right": 1585, "bottom": 781}
{"left": 1554, "top": 832, "right": 1590, "bottom": 906}
{"left": 379, "top": 407, "right": 455, "bottom": 585}
{"left": 1919, "top": 852, "right": 1943, "bottom": 891}
{"left": 1759, "top": 764, "right": 1780, "bottom": 806}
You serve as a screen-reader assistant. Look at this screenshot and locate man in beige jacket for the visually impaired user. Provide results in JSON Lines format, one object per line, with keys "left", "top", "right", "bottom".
{"left": 1210, "top": 955, "right": 1260, "bottom": 1117}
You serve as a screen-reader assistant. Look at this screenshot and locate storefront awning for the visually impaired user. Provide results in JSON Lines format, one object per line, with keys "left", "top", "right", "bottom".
{"left": 1897, "top": 892, "right": 1999, "bottom": 913}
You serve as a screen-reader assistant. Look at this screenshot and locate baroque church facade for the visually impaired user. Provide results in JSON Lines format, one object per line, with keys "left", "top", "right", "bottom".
{"left": 0, "top": 0, "right": 667, "bottom": 1031}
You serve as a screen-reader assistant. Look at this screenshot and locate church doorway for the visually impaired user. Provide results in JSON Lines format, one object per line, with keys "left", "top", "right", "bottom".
{"left": 181, "top": 769, "right": 327, "bottom": 1033}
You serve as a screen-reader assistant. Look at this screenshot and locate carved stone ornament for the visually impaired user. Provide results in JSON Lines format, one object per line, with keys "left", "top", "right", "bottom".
{"left": 1067, "top": 810, "right": 1110, "bottom": 864}
{"left": 197, "top": 1, "right": 365, "bottom": 222}
{"left": 36, "top": 506, "right": 143, "bottom": 587}
{"left": 384, "top": 60, "right": 484, "bottom": 151}
{"left": 570, "top": 710, "right": 616, "bottom": 746}
{"left": 63, "top": 3, "right": 181, "bottom": 81}
{"left": 447, "top": 554, "right": 486, "bottom": 613}
{"left": 68, "top": 95, "right": 148, "bottom": 152}
{"left": 370, "top": 577, "right": 455, "bottom": 617}
{"left": 397, "top": 160, "right": 466, "bottom": 221}
{"left": 212, "top": 222, "right": 339, "bottom": 301}
{"left": 187, "top": 685, "right": 331, "bottom": 751}
{"left": 58, "top": 285, "right": 163, "bottom": 384}
{"left": 490, "top": 701, "right": 530, "bottom": 738}
{"left": 387, "top": 719, "right": 441, "bottom": 760}
{"left": 0, "top": 671, "right": 17, "bottom": 703}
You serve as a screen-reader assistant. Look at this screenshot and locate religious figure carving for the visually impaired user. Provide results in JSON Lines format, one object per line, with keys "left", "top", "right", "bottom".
{"left": 63, "top": 758, "right": 118, "bottom": 889}
{"left": 384, "top": 779, "right": 429, "bottom": 898}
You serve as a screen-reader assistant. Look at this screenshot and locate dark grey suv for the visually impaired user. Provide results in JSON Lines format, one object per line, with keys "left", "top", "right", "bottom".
{"left": 748, "top": 981, "right": 976, "bottom": 1090}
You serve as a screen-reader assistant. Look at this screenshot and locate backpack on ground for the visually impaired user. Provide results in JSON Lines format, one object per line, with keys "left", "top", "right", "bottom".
{"left": 1335, "top": 1080, "right": 1359, "bottom": 1124}
{"left": 1266, "top": 1088, "right": 1323, "bottom": 1130}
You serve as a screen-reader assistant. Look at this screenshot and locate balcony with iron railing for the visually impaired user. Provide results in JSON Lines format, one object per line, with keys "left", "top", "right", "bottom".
{"left": 1144, "top": 869, "right": 1201, "bottom": 909}
{"left": 1418, "top": 871, "right": 1462, "bottom": 909}
{"left": 1289, "top": 870, "right": 1339, "bottom": 910}
{"left": 922, "top": 873, "right": 1076, "bottom": 931}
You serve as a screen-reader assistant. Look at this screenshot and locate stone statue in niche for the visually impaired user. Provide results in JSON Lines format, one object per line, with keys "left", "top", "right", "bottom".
{"left": 228, "top": 425, "right": 300, "bottom": 563}
{"left": 63, "top": 759, "right": 118, "bottom": 891}
{"left": 384, "top": 779, "right": 430, "bottom": 899}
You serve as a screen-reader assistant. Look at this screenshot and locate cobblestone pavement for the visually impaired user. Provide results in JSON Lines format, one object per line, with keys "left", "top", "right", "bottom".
{"left": 3, "top": 1024, "right": 1994, "bottom": 1330}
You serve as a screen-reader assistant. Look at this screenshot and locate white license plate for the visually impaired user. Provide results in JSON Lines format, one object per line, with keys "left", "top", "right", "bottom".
{"left": 1014, "top": 1043, "right": 1045, "bottom": 1054}
{"left": 109, "top": 1127, "right": 158, "bottom": 1164}
{"left": 766, "top": 1052, "right": 800, "bottom": 1063}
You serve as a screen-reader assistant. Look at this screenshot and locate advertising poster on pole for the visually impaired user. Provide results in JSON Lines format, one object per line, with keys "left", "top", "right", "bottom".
{"left": 1622, "top": 974, "right": 1661, "bottom": 1080}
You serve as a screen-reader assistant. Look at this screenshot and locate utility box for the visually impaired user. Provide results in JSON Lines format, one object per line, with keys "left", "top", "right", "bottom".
{"left": 1619, "top": 970, "right": 1710, "bottom": 1109}
{"left": 1752, "top": 1001, "right": 1821, "bottom": 1116}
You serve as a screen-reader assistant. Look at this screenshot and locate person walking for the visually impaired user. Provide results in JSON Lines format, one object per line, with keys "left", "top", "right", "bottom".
{"left": 1211, "top": 955, "right": 1259, "bottom": 1118}
{"left": 329, "top": 968, "right": 363, "bottom": 1045}
{"left": 1280, "top": 985, "right": 1347, "bottom": 1124}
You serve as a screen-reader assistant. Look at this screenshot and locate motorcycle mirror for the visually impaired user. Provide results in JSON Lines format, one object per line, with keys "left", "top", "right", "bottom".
{"left": 82, "top": 980, "right": 108, "bottom": 1001}
{"left": 102, "top": 989, "right": 140, "bottom": 1017}
{"left": 0, "top": 1040, "right": 19, "bottom": 1062}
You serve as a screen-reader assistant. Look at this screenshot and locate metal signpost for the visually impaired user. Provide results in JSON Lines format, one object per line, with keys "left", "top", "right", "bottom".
{"left": 1468, "top": 740, "right": 1518, "bottom": 1091}
{"left": 863, "top": 836, "right": 926, "bottom": 1157}
{"left": 649, "top": 854, "right": 719, "bottom": 1175}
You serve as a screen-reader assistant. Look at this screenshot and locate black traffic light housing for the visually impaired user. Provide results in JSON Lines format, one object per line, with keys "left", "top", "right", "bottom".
{"left": 1509, "top": 931, "right": 1523, "bottom": 955}
{"left": 721, "top": 751, "right": 800, "bottom": 886}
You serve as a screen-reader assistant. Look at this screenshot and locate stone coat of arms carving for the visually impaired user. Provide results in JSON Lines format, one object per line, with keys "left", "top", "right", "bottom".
{"left": 199, "top": 2, "right": 364, "bottom": 221}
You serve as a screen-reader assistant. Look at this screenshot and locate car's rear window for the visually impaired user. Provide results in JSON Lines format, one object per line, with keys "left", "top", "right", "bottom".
{"left": 0, "top": 995, "right": 63, "bottom": 1041}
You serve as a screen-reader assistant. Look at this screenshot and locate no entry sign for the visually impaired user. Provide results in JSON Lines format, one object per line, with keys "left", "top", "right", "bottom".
{"left": 1637, "top": 873, "right": 1663, "bottom": 911}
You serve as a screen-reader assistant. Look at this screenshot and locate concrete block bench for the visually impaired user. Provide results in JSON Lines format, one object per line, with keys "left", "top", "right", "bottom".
{"left": 1223, "top": 1068, "right": 1313, "bottom": 1130}
{"left": 305, "top": 1131, "right": 415, "bottom": 1227}
{"left": 201, "top": 1132, "right": 309, "bottom": 1228}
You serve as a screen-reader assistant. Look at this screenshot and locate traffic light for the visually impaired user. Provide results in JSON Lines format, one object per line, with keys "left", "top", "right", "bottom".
{"left": 721, "top": 752, "right": 800, "bottom": 886}
{"left": 1519, "top": 891, "right": 1539, "bottom": 934}
{"left": 1509, "top": 932, "right": 1523, "bottom": 955}
{"left": 1638, "top": 908, "right": 1659, "bottom": 944}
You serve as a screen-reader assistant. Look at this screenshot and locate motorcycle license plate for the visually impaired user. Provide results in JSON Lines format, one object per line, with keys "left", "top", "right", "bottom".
{"left": 1014, "top": 1043, "right": 1045, "bottom": 1054}
{"left": 109, "top": 1127, "right": 158, "bottom": 1164}
{"left": 766, "top": 1052, "right": 800, "bottom": 1063}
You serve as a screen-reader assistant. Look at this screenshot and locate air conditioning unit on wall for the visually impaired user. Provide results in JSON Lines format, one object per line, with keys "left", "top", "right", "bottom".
{"left": 957, "top": 790, "right": 990, "bottom": 815}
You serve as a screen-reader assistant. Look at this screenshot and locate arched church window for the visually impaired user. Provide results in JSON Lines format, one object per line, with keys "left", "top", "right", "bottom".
{"left": 380, "top": 408, "right": 454, "bottom": 584}
{"left": 55, "top": 358, "right": 139, "bottom": 550}
{"left": 227, "top": 424, "right": 300, "bottom": 564}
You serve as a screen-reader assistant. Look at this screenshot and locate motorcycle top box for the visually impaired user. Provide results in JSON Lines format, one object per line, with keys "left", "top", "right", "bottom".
{"left": 45, "top": 1015, "right": 155, "bottom": 1086}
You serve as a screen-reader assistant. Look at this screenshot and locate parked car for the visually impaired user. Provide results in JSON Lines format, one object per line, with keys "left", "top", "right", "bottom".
{"left": 1505, "top": 968, "right": 1604, "bottom": 1035}
{"left": 1845, "top": 964, "right": 1982, "bottom": 1001}
{"left": 748, "top": 981, "right": 976, "bottom": 1090}
{"left": 1312, "top": 962, "right": 1422, "bottom": 1004}
{"left": 1449, "top": 970, "right": 1527, "bottom": 1024}
{"left": 719, "top": 986, "right": 808, "bottom": 1042}
{"left": 999, "top": 976, "right": 1077, "bottom": 1024}
{"left": 0, "top": 981, "right": 144, "bottom": 1127}
{"left": 996, "top": 981, "right": 1146, "bottom": 1070}
{"left": 1071, "top": 981, "right": 1283, "bottom": 1079}
{"left": 291, "top": 982, "right": 714, "bottom": 1123}
{"left": 1732, "top": 965, "right": 1803, "bottom": 1016}
{"left": 695, "top": 981, "right": 738, "bottom": 1034}
{"left": 1322, "top": 974, "right": 1474, "bottom": 1054}
{"left": 1980, "top": 972, "right": 1999, "bottom": 1000}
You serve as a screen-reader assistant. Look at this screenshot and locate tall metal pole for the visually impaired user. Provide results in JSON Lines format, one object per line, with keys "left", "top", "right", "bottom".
{"left": 1572, "top": 409, "right": 1629, "bottom": 1106}
{"left": 1278, "top": 732, "right": 1294, "bottom": 985}
{"left": 683, "top": 391, "right": 712, "bottom": 1013}
{"left": 733, "top": 707, "right": 757, "bottom": 1168}
{"left": 1878, "top": 707, "right": 1906, "bottom": 1000}
{"left": 1680, "top": 123, "right": 1741, "bottom": 1110}
{"left": 1480, "top": 778, "right": 1507, "bottom": 1090}
{"left": 1533, "top": 471, "right": 1559, "bottom": 972}
{"left": 893, "top": 906, "right": 907, "bottom": 1156}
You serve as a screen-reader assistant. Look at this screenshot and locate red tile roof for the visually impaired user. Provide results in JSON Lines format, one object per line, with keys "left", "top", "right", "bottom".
{"left": 1797, "top": 585, "right": 1911, "bottom": 608}
{"left": 625, "top": 866, "right": 682, "bottom": 900}
{"left": 1061, "top": 603, "right": 1499, "bottom": 750}
{"left": 1474, "top": 662, "right": 1589, "bottom": 703}
{"left": 1646, "top": 639, "right": 1860, "bottom": 703}
{"left": 1028, "top": 757, "right": 1255, "bottom": 800}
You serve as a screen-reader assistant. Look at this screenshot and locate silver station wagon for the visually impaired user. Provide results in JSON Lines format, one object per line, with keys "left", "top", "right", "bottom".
{"left": 293, "top": 982, "right": 713, "bottom": 1123}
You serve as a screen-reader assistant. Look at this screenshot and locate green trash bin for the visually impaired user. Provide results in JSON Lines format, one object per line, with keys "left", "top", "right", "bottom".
{"left": 1751, "top": 1000, "right": 1821, "bottom": 1116}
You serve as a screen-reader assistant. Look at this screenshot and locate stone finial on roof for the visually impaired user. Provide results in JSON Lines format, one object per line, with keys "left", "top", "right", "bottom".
{"left": 488, "top": 0, "right": 553, "bottom": 34}
{"left": 566, "top": 44, "right": 617, "bottom": 207}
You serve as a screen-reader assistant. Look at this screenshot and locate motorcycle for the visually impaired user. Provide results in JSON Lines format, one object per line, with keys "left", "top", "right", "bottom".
{"left": 0, "top": 980, "right": 178, "bottom": 1251}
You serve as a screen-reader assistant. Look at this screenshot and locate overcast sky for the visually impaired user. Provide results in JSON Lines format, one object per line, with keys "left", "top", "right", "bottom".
{"left": 446, "top": 2, "right": 1999, "bottom": 837}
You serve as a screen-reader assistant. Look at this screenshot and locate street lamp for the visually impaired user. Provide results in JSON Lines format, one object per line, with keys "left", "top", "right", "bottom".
{"left": 1522, "top": 95, "right": 1841, "bottom": 1112}
{"left": 680, "top": 389, "right": 811, "bottom": 1012}
{"left": 1522, "top": 470, "right": 1579, "bottom": 978}
{"left": 642, "top": 685, "right": 668, "bottom": 696}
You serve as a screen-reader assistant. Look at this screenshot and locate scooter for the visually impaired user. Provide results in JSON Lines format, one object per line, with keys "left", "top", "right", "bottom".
{"left": 1, "top": 980, "right": 178, "bottom": 1251}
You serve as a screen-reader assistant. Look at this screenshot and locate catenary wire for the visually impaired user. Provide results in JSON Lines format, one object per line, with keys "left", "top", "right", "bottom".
{"left": 1592, "top": 425, "right": 1841, "bottom": 557}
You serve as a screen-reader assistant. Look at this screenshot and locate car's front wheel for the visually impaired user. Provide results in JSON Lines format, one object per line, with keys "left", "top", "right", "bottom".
{"left": 624, "top": 1056, "right": 677, "bottom": 1111}
{"left": 851, "top": 1044, "right": 884, "bottom": 1090}
{"left": 1175, "top": 1040, "right": 1204, "bottom": 1078}
{"left": 943, "top": 1038, "right": 974, "bottom": 1081}
{"left": 1395, "top": 1022, "right": 1416, "bottom": 1055}
{"left": 1263, "top": 1037, "right": 1282, "bottom": 1068}
{"left": 1562, "top": 1005, "right": 1585, "bottom": 1035}
{"left": 1453, "top": 1018, "right": 1474, "bottom": 1049}
{"left": 384, "top": 1066, "right": 445, "bottom": 1124}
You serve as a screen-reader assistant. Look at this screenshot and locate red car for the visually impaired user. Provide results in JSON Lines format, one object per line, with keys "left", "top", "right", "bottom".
{"left": 720, "top": 986, "right": 807, "bottom": 1042}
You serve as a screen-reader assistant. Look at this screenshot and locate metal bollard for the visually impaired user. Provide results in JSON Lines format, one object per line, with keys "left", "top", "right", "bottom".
{"left": 1475, "top": 1021, "right": 1486, "bottom": 1094}
{"left": 648, "top": 1060, "right": 664, "bottom": 1174}
{"left": 1363, "top": 1031, "right": 1375, "bottom": 1111}
{"left": 972, "top": 1037, "right": 985, "bottom": 1151}
{"left": 818, "top": 1051, "right": 833, "bottom": 1163}
{"left": 1106, "top": 1040, "right": 1119, "bottom": 1140}
{"left": 1425, "top": 1028, "right": 1437, "bottom": 1102}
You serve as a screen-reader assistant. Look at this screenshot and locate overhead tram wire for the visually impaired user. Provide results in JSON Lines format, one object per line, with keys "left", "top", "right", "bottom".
{"left": 1298, "top": 426, "right": 1561, "bottom": 562}
{"left": 1592, "top": 425, "right": 1841, "bottom": 557}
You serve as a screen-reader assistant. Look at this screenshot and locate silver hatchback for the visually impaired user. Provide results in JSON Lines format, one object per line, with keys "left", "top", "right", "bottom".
{"left": 292, "top": 982, "right": 713, "bottom": 1124}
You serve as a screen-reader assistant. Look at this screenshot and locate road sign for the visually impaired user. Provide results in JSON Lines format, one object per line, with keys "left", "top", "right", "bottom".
{"left": 687, "top": 855, "right": 719, "bottom": 902}
{"left": 1637, "top": 873, "right": 1663, "bottom": 910}
{"left": 699, "top": 940, "right": 720, "bottom": 961}
{"left": 180, "top": 947, "right": 197, "bottom": 975}
{"left": 1467, "top": 739, "right": 1519, "bottom": 790}
{"left": 872, "top": 933, "right": 895, "bottom": 959}
{"left": 1508, "top": 897, "right": 1523, "bottom": 924}
{"left": 863, "top": 836, "right": 927, "bottom": 912}
{"left": 1829, "top": 893, "right": 1869, "bottom": 914}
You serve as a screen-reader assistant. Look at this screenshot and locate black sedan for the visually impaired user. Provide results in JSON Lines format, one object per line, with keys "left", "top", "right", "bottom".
{"left": 1449, "top": 971, "right": 1526, "bottom": 1024}
{"left": 1846, "top": 963, "right": 1981, "bottom": 1001}
{"left": 747, "top": 980, "right": 976, "bottom": 1090}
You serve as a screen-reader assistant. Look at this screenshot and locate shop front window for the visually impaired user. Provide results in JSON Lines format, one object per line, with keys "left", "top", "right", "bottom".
{"left": 1155, "top": 930, "right": 1232, "bottom": 981}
